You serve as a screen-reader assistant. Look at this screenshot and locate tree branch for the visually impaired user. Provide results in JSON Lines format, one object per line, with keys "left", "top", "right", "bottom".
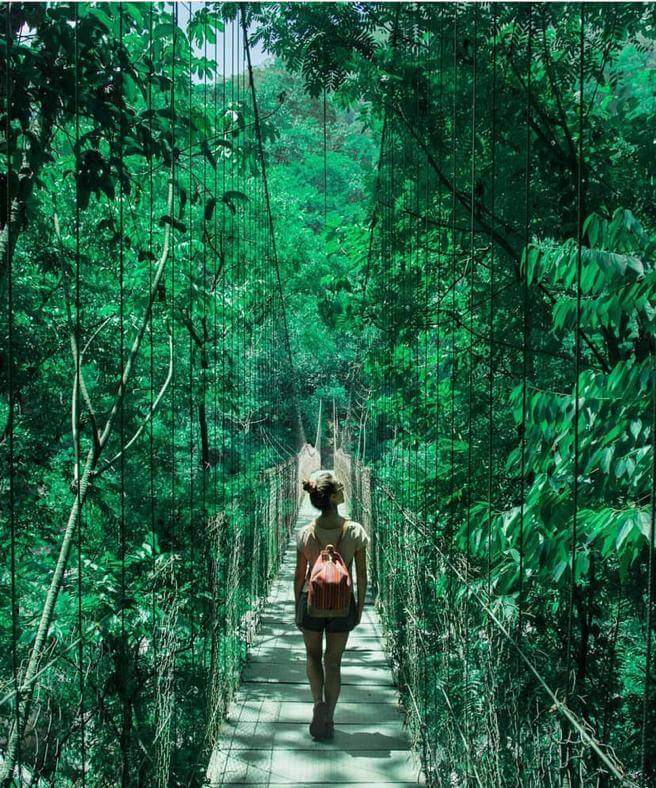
{"left": 538, "top": 14, "right": 577, "bottom": 162}
{"left": 53, "top": 211, "right": 102, "bottom": 462}
{"left": 0, "top": 167, "right": 178, "bottom": 783}
{"left": 92, "top": 322, "right": 174, "bottom": 480}
{"left": 391, "top": 101, "right": 610, "bottom": 373}
{"left": 96, "top": 177, "right": 175, "bottom": 451}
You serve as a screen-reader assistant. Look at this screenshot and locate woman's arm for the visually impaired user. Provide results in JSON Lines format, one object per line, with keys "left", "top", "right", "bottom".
{"left": 294, "top": 549, "right": 308, "bottom": 606}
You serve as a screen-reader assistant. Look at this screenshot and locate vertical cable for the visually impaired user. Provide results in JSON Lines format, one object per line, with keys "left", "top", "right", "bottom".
{"left": 169, "top": 0, "right": 178, "bottom": 762}
{"left": 486, "top": 12, "right": 499, "bottom": 769}
{"left": 518, "top": 1, "right": 532, "bottom": 650}
{"left": 5, "top": 4, "right": 22, "bottom": 778}
{"left": 449, "top": 3, "right": 457, "bottom": 539}
{"left": 323, "top": 86, "right": 328, "bottom": 227}
{"left": 234, "top": 15, "right": 240, "bottom": 521}
{"left": 73, "top": 6, "right": 86, "bottom": 781}
{"left": 147, "top": 0, "right": 158, "bottom": 752}
{"left": 516, "top": 7, "right": 533, "bottom": 773}
{"left": 420, "top": 2, "right": 431, "bottom": 750}
{"left": 201, "top": 0, "right": 209, "bottom": 681}
{"left": 221, "top": 14, "right": 227, "bottom": 513}
{"left": 240, "top": 5, "right": 306, "bottom": 449}
{"left": 187, "top": 0, "right": 196, "bottom": 682}
{"left": 209, "top": 0, "right": 220, "bottom": 738}
{"left": 434, "top": 18, "right": 446, "bottom": 773}
{"left": 118, "top": 6, "right": 130, "bottom": 783}
{"left": 447, "top": 5, "right": 458, "bottom": 723}
{"left": 565, "top": 0, "right": 583, "bottom": 694}
{"left": 643, "top": 293, "right": 656, "bottom": 783}
{"left": 212, "top": 0, "right": 219, "bottom": 525}
{"left": 186, "top": 2, "right": 198, "bottom": 761}
{"left": 464, "top": 3, "right": 478, "bottom": 757}
{"left": 564, "top": 5, "right": 585, "bottom": 778}
{"left": 487, "top": 2, "right": 497, "bottom": 609}
{"left": 230, "top": 17, "right": 235, "bottom": 502}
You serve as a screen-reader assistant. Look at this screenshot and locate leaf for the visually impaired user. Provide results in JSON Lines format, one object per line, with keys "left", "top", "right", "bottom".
{"left": 553, "top": 560, "right": 568, "bottom": 583}
{"left": 96, "top": 217, "right": 113, "bottom": 232}
{"left": 204, "top": 197, "right": 217, "bottom": 222}
{"left": 600, "top": 446, "right": 614, "bottom": 475}
{"left": 583, "top": 214, "right": 602, "bottom": 247}
{"left": 616, "top": 518, "right": 634, "bottom": 550}
{"left": 201, "top": 139, "right": 216, "bottom": 169}
{"left": 222, "top": 190, "right": 249, "bottom": 214}
{"left": 84, "top": 6, "right": 115, "bottom": 33}
{"left": 637, "top": 510, "right": 654, "bottom": 539}
{"left": 159, "top": 215, "right": 187, "bottom": 233}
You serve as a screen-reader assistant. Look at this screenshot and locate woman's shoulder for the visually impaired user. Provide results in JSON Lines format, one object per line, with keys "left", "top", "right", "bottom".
{"left": 296, "top": 520, "right": 316, "bottom": 548}
{"left": 347, "top": 520, "right": 370, "bottom": 546}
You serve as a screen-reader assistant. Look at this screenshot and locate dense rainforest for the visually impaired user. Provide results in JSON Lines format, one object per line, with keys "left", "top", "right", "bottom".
{"left": 1, "top": 2, "right": 656, "bottom": 786}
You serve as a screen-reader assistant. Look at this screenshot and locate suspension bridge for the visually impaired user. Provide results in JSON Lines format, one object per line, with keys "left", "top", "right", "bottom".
{"left": 205, "top": 452, "right": 426, "bottom": 786}
{"left": 2, "top": 2, "right": 655, "bottom": 786}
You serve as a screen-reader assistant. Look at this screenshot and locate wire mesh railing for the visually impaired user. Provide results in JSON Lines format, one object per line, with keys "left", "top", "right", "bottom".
{"left": 343, "top": 448, "right": 637, "bottom": 787}
{"left": 203, "top": 451, "right": 300, "bottom": 753}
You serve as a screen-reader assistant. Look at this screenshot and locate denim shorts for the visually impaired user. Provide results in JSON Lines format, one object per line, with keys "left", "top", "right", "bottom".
{"left": 295, "top": 589, "right": 357, "bottom": 633}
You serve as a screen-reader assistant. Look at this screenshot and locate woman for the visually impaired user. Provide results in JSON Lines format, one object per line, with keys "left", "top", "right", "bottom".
{"left": 294, "top": 470, "right": 370, "bottom": 740}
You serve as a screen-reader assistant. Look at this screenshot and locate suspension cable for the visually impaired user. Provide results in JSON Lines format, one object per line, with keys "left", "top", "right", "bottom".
{"left": 118, "top": 6, "right": 130, "bottom": 780}
{"left": 240, "top": 5, "right": 306, "bottom": 448}
{"left": 5, "top": 4, "right": 22, "bottom": 778}
{"left": 73, "top": 6, "right": 87, "bottom": 781}
{"left": 147, "top": 0, "right": 158, "bottom": 759}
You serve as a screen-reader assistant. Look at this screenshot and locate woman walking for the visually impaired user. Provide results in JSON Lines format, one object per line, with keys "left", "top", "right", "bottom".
{"left": 294, "top": 470, "right": 370, "bottom": 740}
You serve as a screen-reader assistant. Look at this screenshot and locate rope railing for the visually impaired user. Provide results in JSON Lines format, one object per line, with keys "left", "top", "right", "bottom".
{"left": 204, "top": 450, "right": 301, "bottom": 751}
{"left": 341, "top": 450, "right": 635, "bottom": 786}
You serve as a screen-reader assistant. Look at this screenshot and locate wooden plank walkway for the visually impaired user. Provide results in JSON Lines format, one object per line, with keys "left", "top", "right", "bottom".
{"left": 206, "top": 490, "right": 427, "bottom": 786}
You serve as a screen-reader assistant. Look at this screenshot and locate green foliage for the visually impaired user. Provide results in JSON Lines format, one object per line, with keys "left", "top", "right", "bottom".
{"left": 2, "top": 1, "right": 656, "bottom": 785}
{"left": 0, "top": 4, "right": 303, "bottom": 784}
{"left": 248, "top": 2, "right": 656, "bottom": 784}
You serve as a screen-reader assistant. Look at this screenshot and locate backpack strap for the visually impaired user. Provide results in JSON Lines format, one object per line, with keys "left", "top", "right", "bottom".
{"left": 334, "top": 519, "right": 348, "bottom": 551}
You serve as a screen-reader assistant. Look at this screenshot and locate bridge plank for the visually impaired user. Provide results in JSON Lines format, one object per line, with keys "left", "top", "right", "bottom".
{"left": 234, "top": 700, "right": 403, "bottom": 724}
{"left": 219, "top": 720, "right": 412, "bottom": 750}
{"left": 241, "top": 661, "right": 395, "bottom": 685}
{"left": 206, "top": 749, "right": 423, "bottom": 784}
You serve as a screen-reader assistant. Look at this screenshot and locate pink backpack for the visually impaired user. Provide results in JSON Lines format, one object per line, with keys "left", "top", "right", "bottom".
{"left": 307, "top": 520, "right": 352, "bottom": 617}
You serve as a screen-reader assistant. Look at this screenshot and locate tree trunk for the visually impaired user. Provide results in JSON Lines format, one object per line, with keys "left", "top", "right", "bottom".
{"left": 0, "top": 109, "right": 52, "bottom": 304}
{"left": 0, "top": 446, "right": 97, "bottom": 784}
{"left": 0, "top": 196, "right": 23, "bottom": 295}
{"left": 0, "top": 176, "right": 175, "bottom": 784}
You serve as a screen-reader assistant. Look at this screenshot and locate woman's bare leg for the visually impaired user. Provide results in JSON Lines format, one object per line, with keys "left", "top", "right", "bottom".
{"left": 323, "top": 630, "right": 349, "bottom": 720}
{"left": 303, "top": 629, "right": 324, "bottom": 702}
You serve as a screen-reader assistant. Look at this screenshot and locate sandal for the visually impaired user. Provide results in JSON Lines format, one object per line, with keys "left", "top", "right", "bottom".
{"left": 309, "top": 701, "right": 330, "bottom": 739}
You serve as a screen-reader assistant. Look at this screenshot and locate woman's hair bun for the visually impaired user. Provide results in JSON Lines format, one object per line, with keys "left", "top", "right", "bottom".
{"left": 302, "top": 478, "right": 318, "bottom": 493}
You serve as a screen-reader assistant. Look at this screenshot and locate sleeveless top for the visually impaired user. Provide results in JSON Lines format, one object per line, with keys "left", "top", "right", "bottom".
{"left": 296, "top": 518, "right": 370, "bottom": 593}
